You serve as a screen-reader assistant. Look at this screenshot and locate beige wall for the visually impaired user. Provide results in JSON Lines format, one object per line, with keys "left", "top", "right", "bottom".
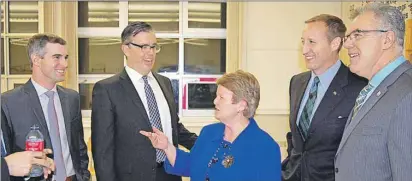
{"left": 239, "top": 2, "right": 343, "bottom": 159}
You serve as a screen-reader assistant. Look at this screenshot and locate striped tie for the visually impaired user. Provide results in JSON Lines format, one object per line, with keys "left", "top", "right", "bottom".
{"left": 142, "top": 76, "right": 166, "bottom": 163}
{"left": 351, "top": 84, "right": 374, "bottom": 120}
{"left": 298, "top": 76, "right": 320, "bottom": 140}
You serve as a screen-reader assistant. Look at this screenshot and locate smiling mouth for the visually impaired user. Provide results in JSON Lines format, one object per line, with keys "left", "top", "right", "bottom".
{"left": 348, "top": 53, "right": 359, "bottom": 58}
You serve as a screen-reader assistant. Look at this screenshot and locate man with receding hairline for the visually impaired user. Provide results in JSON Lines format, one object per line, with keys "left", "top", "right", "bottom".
{"left": 335, "top": 3, "right": 412, "bottom": 181}
{"left": 282, "top": 14, "right": 366, "bottom": 181}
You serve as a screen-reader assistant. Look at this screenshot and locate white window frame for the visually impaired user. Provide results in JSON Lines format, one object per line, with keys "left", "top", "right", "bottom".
{"left": 1, "top": 1, "right": 44, "bottom": 92}
{"left": 78, "top": 1, "right": 227, "bottom": 119}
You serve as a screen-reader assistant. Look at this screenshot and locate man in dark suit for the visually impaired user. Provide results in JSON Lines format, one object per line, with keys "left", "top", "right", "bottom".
{"left": 91, "top": 22, "right": 197, "bottom": 181}
{"left": 1, "top": 34, "right": 90, "bottom": 181}
{"left": 281, "top": 14, "right": 367, "bottom": 181}
{"left": 335, "top": 3, "right": 412, "bottom": 180}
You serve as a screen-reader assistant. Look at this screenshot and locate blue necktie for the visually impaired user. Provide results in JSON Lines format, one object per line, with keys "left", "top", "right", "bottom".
{"left": 142, "top": 76, "right": 166, "bottom": 163}
{"left": 298, "top": 76, "right": 320, "bottom": 140}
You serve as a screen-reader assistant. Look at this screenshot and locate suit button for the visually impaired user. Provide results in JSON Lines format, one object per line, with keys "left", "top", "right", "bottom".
{"left": 335, "top": 168, "right": 339, "bottom": 173}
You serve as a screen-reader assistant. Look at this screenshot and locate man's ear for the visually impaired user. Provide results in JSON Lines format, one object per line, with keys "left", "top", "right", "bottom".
{"left": 121, "top": 44, "right": 130, "bottom": 57}
{"left": 31, "top": 54, "right": 41, "bottom": 67}
{"left": 382, "top": 31, "right": 396, "bottom": 50}
{"left": 330, "top": 36, "right": 342, "bottom": 52}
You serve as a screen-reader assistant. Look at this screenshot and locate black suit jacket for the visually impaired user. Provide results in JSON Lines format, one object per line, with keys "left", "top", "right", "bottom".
{"left": 1, "top": 80, "right": 90, "bottom": 181}
{"left": 2, "top": 157, "right": 10, "bottom": 181}
{"left": 282, "top": 63, "right": 367, "bottom": 181}
{"left": 91, "top": 69, "right": 197, "bottom": 181}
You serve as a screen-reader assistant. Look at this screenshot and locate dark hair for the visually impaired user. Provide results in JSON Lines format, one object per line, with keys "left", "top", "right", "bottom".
{"left": 121, "top": 21, "right": 153, "bottom": 44}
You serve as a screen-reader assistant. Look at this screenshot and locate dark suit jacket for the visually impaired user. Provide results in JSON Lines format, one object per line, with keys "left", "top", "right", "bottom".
{"left": 1, "top": 80, "right": 90, "bottom": 181}
{"left": 1, "top": 108, "right": 11, "bottom": 181}
{"left": 91, "top": 69, "right": 198, "bottom": 181}
{"left": 2, "top": 157, "right": 10, "bottom": 181}
{"left": 282, "top": 63, "right": 367, "bottom": 181}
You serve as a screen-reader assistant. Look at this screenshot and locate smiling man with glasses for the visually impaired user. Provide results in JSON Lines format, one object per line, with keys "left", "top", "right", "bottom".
{"left": 91, "top": 22, "right": 197, "bottom": 181}
{"left": 335, "top": 3, "right": 412, "bottom": 181}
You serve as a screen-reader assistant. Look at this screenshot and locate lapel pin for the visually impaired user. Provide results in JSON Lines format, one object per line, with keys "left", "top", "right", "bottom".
{"left": 377, "top": 91, "right": 381, "bottom": 96}
{"left": 333, "top": 91, "right": 337, "bottom": 96}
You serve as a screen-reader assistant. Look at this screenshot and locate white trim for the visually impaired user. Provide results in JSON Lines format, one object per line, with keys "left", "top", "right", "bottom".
{"left": 255, "top": 108, "right": 290, "bottom": 115}
{"left": 182, "top": 110, "right": 215, "bottom": 117}
{"left": 78, "top": 28, "right": 122, "bottom": 37}
{"left": 7, "top": 77, "right": 30, "bottom": 89}
{"left": 6, "top": 75, "right": 31, "bottom": 79}
{"left": 156, "top": 33, "right": 180, "bottom": 39}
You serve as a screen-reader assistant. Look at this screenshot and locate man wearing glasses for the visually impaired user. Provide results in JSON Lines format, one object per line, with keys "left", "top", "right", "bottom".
{"left": 335, "top": 3, "right": 412, "bottom": 181}
{"left": 91, "top": 22, "right": 197, "bottom": 181}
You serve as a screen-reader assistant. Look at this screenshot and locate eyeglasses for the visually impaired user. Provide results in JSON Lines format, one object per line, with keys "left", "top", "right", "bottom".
{"left": 344, "top": 29, "right": 388, "bottom": 42}
{"left": 127, "top": 42, "right": 161, "bottom": 53}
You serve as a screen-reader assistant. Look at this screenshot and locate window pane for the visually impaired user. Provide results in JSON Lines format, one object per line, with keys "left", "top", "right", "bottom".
{"left": 188, "top": 83, "right": 217, "bottom": 109}
{"left": 128, "top": 2, "right": 179, "bottom": 33}
{"left": 78, "top": 2, "right": 119, "bottom": 27}
{"left": 1, "top": 2, "right": 4, "bottom": 33}
{"left": 79, "top": 84, "right": 94, "bottom": 110}
{"left": 9, "top": 38, "right": 31, "bottom": 74}
{"left": 78, "top": 38, "right": 124, "bottom": 74}
{"left": 1, "top": 38, "right": 4, "bottom": 74}
{"left": 8, "top": 1, "right": 38, "bottom": 33}
{"left": 154, "top": 38, "right": 178, "bottom": 73}
{"left": 188, "top": 2, "right": 226, "bottom": 29}
{"left": 184, "top": 39, "right": 226, "bottom": 74}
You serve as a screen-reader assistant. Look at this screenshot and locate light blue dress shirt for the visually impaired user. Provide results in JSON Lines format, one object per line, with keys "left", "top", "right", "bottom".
{"left": 364, "top": 56, "right": 406, "bottom": 101}
{"left": 296, "top": 60, "right": 342, "bottom": 125}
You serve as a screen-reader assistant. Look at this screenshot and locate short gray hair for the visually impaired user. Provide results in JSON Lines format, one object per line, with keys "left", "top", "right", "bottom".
{"left": 216, "top": 70, "right": 260, "bottom": 118}
{"left": 121, "top": 22, "right": 153, "bottom": 44}
{"left": 351, "top": 3, "right": 405, "bottom": 48}
{"left": 27, "top": 33, "right": 66, "bottom": 67}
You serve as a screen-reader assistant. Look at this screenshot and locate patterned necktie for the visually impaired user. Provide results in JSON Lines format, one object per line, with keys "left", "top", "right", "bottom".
{"left": 142, "top": 76, "right": 166, "bottom": 163}
{"left": 351, "top": 84, "right": 374, "bottom": 120}
{"left": 44, "top": 91, "right": 67, "bottom": 181}
{"left": 298, "top": 76, "right": 320, "bottom": 140}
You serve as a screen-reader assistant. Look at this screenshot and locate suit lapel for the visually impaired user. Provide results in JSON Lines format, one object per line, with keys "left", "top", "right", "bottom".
{"left": 57, "top": 87, "right": 72, "bottom": 148}
{"left": 308, "top": 65, "right": 348, "bottom": 135}
{"left": 119, "top": 69, "right": 152, "bottom": 129}
{"left": 337, "top": 61, "right": 412, "bottom": 154}
{"left": 291, "top": 73, "right": 310, "bottom": 143}
{"left": 23, "top": 80, "right": 53, "bottom": 149}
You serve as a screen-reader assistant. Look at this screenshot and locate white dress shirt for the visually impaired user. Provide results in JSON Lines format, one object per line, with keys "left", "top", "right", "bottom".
{"left": 125, "top": 66, "right": 173, "bottom": 144}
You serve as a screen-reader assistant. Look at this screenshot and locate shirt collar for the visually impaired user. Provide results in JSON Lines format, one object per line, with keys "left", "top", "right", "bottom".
{"left": 369, "top": 56, "right": 406, "bottom": 88}
{"left": 310, "top": 60, "right": 342, "bottom": 89}
{"left": 125, "top": 65, "right": 154, "bottom": 83}
{"left": 31, "top": 79, "right": 57, "bottom": 97}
